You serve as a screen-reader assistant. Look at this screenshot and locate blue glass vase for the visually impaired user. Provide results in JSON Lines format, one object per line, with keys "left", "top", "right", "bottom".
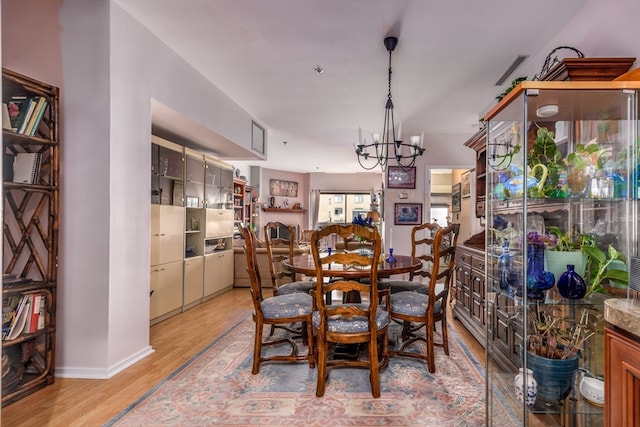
{"left": 557, "top": 264, "right": 587, "bottom": 299}
{"left": 526, "top": 243, "right": 554, "bottom": 300}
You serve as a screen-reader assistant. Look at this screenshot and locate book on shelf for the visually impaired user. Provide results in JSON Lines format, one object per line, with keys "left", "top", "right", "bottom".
{"left": 23, "top": 293, "right": 42, "bottom": 334}
{"left": 25, "top": 97, "right": 47, "bottom": 136}
{"left": 2, "top": 295, "right": 22, "bottom": 338}
{"left": 7, "top": 96, "right": 28, "bottom": 132}
{"left": 6, "top": 295, "right": 29, "bottom": 340}
{"left": 17, "top": 97, "right": 37, "bottom": 134}
{"left": 37, "top": 295, "right": 46, "bottom": 330}
{"left": 12, "top": 152, "right": 41, "bottom": 184}
{"left": 2, "top": 103, "right": 11, "bottom": 130}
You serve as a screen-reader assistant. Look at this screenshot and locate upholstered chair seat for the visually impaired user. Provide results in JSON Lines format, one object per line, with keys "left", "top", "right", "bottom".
{"left": 261, "top": 293, "right": 314, "bottom": 318}
{"left": 312, "top": 305, "right": 389, "bottom": 333}
{"left": 276, "top": 281, "right": 314, "bottom": 296}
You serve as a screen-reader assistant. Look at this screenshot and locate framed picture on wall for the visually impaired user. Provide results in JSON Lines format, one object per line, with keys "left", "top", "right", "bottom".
{"left": 387, "top": 166, "right": 416, "bottom": 189}
{"left": 461, "top": 170, "right": 471, "bottom": 198}
{"left": 394, "top": 203, "right": 422, "bottom": 225}
{"left": 252, "top": 121, "right": 265, "bottom": 154}
{"left": 452, "top": 183, "right": 461, "bottom": 213}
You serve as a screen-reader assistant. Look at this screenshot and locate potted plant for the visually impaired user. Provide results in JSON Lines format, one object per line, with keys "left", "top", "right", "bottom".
{"left": 544, "top": 226, "right": 589, "bottom": 281}
{"left": 526, "top": 126, "right": 567, "bottom": 198}
{"left": 544, "top": 226, "right": 628, "bottom": 297}
{"left": 564, "top": 143, "right": 604, "bottom": 197}
{"left": 524, "top": 304, "right": 596, "bottom": 402}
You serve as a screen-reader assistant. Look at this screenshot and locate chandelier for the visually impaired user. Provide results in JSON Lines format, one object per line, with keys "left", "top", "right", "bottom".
{"left": 355, "top": 36, "right": 424, "bottom": 172}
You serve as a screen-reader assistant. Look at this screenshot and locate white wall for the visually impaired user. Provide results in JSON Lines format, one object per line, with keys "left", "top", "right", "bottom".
{"left": 3, "top": 0, "right": 259, "bottom": 377}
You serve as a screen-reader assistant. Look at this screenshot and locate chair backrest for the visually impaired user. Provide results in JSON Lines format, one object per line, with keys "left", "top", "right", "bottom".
{"left": 310, "top": 224, "right": 382, "bottom": 320}
{"left": 435, "top": 223, "right": 460, "bottom": 291}
{"left": 419, "top": 223, "right": 460, "bottom": 300}
{"left": 240, "top": 225, "right": 264, "bottom": 310}
{"left": 264, "top": 221, "right": 298, "bottom": 293}
{"left": 299, "top": 229, "right": 314, "bottom": 245}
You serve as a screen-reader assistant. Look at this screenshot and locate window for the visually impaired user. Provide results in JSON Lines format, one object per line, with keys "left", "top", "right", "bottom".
{"left": 317, "top": 192, "right": 371, "bottom": 226}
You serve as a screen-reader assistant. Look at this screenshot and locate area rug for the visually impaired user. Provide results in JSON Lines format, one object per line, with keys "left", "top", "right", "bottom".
{"left": 106, "top": 318, "right": 517, "bottom": 426}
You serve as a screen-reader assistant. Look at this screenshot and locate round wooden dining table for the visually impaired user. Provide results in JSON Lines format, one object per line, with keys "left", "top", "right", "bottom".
{"left": 283, "top": 253, "right": 421, "bottom": 279}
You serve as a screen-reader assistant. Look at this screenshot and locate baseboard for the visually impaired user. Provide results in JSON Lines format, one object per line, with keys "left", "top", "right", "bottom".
{"left": 56, "top": 345, "right": 155, "bottom": 379}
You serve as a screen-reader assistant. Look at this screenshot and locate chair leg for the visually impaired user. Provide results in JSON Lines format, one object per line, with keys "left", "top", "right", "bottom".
{"left": 369, "top": 334, "right": 381, "bottom": 398}
{"left": 316, "top": 332, "right": 327, "bottom": 397}
{"left": 252, "top": 319, "right": 264, "bottom": 375}
{"left": 426, "top": 321, "right": 435, "bottom": 373}
{"left": 441, "top": 317, "right": 449, "bottom": 355}
{"left": 307, "top": 321, "right": 316, "bottom": 369}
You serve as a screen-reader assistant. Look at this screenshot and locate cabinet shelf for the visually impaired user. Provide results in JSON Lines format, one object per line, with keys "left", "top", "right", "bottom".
{"left": 261, "top": 207, "right": 307, "bottom": 213}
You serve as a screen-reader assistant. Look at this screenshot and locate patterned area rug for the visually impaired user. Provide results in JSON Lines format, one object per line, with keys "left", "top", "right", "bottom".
{"left": 106, "top": 318, "right": 516, "bottom": 426}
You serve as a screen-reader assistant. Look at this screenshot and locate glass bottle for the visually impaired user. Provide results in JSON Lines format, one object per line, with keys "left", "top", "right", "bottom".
{"left": 497, "top": 241, "right": 513, "bottom": 292}
{"left": 557, "top": 264, "right": 587, "bottom": 299}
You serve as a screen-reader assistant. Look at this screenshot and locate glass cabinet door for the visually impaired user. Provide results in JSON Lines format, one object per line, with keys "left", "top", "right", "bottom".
{"left": 151, "top": 140, "right": 184, "bottom": 206}
{"left": 204, "top": 158, "right": 220, "bottom": 208}
{"left": 484, "top": 82, "right": 638, "bottom": 426}
{"left": 185, "top": 150, "right": 204, "bottom": 208}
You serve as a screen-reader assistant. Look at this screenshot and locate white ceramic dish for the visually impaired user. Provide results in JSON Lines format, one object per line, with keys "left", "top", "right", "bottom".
{"left": 580, "top": 377, "right": 604, "bottom": 407}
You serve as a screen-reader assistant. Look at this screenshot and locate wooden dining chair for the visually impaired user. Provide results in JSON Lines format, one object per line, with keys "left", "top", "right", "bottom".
{"left": 240, "top": 225, "right": 315, "bottom": 375}
{"left": 310, "top": 224, "right": 388, "bottom": 398}
{"left": 381, "top": 222, "right": 457, "bottom": 294}
{"left": 264, "top": 221, "right": 315, "bottom": 296}
{"left": 386, "top": 223, "right": 460, "bottom": 373}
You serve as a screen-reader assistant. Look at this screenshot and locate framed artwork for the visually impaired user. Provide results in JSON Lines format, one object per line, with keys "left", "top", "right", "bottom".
{"left": 387, "top": 166, "right": 416, "bottom": 189}
{"left": 461, "top": 170, "right": 471, "bottom": 198}
{"left": 394, "top": 203, "right": 422, "bottom": 226}
{"left": 269, "top": 179, "right": 298, "bottom": 197}
{"left": 252, "top": 121, "right": 265, "bottom": 154}
{"left": 452, "top": 183, "right": 461, "bottom": 213}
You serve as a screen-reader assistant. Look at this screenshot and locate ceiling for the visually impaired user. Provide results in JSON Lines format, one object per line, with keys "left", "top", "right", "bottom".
{"left": 116, "top": 0, "right": 590, "bottom": 174}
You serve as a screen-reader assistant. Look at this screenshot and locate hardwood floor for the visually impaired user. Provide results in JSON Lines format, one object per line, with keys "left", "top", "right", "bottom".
{"left": 1, "top": 288, "right": 485, "bottom": 427}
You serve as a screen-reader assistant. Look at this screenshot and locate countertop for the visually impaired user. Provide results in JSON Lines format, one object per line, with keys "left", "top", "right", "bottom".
{"left": 604, "top": 298, "right": 640, "bottom": 338}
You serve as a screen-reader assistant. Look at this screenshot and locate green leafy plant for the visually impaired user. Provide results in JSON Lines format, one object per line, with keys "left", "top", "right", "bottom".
{"left": 496, "top": 77, "right": 527, "bottom": 102}
{"left": 546, "top": 226, "right": 595, "bottom": 252}
{"left": 582, "top": 244, "right": 629, "bottom": 297}
{"left": 527, "top": 126, "right": 566, "bottom": 197}
{"left": 565, "top": 143, "right": 604, "bottom": 170}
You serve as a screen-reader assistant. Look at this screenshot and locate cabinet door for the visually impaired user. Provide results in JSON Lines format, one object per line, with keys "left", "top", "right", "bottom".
{"left": 219, "top": 250, "right": 234, "bottom": 288}
{"left": 204, "top": 251, "right": 233, "bottom": 296}
{"left": 206, "top": 209, "right": 233, "bottom": 238}
{"left": 184, "top": 256, "right": 204, "bottom": 306}
{"left": 157, "top": 144, "right": 184, "bottom": 206}
{"left": 151, "top": 205, "right": 184, "bottom": 266}
{"left": 150, "top": 260, "right": 183, "bottom": 320}
{"left": 605, "top": 327, "right": 640, "bottom": 427}
{"left": 185, "top": 152, "right": 204, "bottom": 207}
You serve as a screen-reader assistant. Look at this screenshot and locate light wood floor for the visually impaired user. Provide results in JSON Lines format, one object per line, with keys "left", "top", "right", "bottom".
{"left": 1, "top": 288, "right": 485, "bottom": 427}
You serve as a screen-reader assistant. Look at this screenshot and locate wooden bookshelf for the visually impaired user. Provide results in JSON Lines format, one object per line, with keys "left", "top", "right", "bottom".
{"left": 2, "top": 68, "right": 59, "bottom": 406}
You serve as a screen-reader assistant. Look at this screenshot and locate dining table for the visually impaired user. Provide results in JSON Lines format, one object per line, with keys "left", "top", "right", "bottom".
{"left": 283, "top": 253, "right": 421, "bottom": 280}
{"left": 284, "top": 252, "right": 421, "bottom": 358}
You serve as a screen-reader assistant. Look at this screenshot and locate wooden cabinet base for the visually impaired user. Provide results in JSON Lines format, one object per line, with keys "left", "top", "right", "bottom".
{"left": 605, "top": 326, "right": 640, "bottom": 427}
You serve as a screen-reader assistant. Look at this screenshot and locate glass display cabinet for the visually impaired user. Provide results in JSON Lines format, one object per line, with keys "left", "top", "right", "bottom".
{"left": 484, "top": 81, "right": 639, "bottom": 425}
